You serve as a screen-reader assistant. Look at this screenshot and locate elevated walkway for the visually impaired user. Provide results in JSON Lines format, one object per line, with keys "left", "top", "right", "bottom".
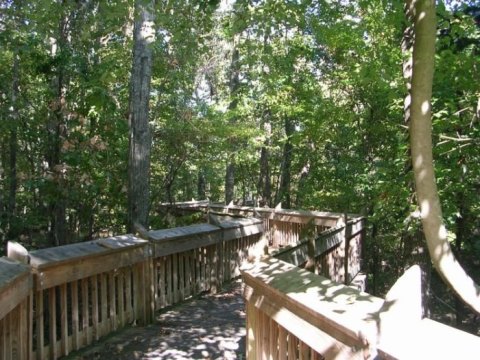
{"left": 1, "top": 201, "right": 478, "bottom": 359}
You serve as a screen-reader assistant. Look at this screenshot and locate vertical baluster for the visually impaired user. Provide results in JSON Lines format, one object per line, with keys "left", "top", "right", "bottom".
{"left": 278, "top": 326, "right": 287, "bottom": 360}
{"left": 185, "top": 251, "right": 191, "bottom": 298}
{"left": 109, "top": 272, "right": 116, "bottom": 331}
{"left": 118, "top": 270, "right": 125, "bottom": 328}
{"left": 91, "top": 275, "right": 99, "bottom": 341}
{"left": 269, "top": 318, "right": 278, "bottom": 359}
{"left": 48, "top": 287, "right": 57, "bottom": 359}
{"left": 35, "top": 290, "right": 45, "bottom": 359}
{"left": 81, "top": 278, "right": 89, "bottom": 346}
{"left": 71, "top": 280, "right": 79, "bottom": 351}
{"left": 100, "top": 274, "right": 108, "bottom": 336}
{"left": 59, "top": 283, "right": 68, "bottom": 356}
{"left": 166, "top": 255, "right": 173, "bottom": 306}
{"left": 178, "top": 252, "right": 184, "bottom": 301}
{"left": 0, "top": 317, "right": 5, "bottom": 360}
{"left": 172, "top": 253, "right": 178, "bottom": 304}
{"left": 125, "top": 268, "right": 133, "bottom": 322}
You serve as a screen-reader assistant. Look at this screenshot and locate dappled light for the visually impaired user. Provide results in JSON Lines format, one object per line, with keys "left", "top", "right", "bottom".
{"left": 1, "top": 0, "right": 480, "bottom": 357}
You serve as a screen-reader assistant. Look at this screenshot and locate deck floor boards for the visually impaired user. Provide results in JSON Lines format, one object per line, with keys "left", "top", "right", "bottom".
{"left": 66, "top": 280, "right": 246, "bottom": 360}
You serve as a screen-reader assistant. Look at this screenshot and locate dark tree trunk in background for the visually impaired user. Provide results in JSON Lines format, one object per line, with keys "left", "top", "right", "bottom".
{"left": 197, "top": 170, "right": 206, "bottom": 199}
{"left": 128, "top": 0, "right": 155, "bottom": 232}
{"left": 7, "top": 49, "right": 19, "bottom": 240}
{"left": 257, "top": 32, "right": 271, "bottom": 207}
{"left": 224, "top": 45, "right": 240, "bottom": 204}
{"left": 258, "top": 121, "right": 271, "bottom": 207}
{"left": 46, "top": 8, "right": 69, "bottom": 246}
{"left": 225, "top": 163, "right": 235, "bottom": 204}
{"left": 276, "top": 117, "right": 294, "bottom": 208}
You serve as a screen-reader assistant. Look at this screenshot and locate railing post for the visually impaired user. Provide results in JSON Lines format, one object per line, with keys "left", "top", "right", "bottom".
{"left": 343, "top": 213, "right": 350, "bottom": 285}
{"left": 7, "top": 241, "right": 29, "bottom": 264}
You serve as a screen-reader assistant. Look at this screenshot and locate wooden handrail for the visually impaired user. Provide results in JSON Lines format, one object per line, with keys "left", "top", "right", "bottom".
{"left": 0, "top": 210, "right": 369, "bottom": 360}
{"left": 242, "top": 258, "right": 480, "bottom": 360}
{"left": 0, "top": 217, "right": 267, "bottom": 360}
{"left": 242, "top": 257, "right": 383, "bottom": 359}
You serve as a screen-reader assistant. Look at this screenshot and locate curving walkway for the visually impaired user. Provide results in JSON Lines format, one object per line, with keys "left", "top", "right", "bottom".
{"left": 68, "top": 280, "right": 246, "bottom": 360}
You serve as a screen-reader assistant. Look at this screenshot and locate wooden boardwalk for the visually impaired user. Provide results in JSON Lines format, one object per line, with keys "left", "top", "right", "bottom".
{"left": 67, "top": 280, "right": 246, "bottom": 360}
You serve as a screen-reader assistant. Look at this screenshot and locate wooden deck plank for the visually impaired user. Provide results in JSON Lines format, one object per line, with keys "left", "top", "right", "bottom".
{"left": 29, "top": 235, "right": 147, "bottom": 268}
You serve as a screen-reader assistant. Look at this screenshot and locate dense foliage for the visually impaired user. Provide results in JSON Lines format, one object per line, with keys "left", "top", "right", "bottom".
{"left": 0, "top": 0, "right": 478, "bottom": 332}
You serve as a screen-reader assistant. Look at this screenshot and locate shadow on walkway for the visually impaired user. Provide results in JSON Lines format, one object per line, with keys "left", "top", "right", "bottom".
{"left": 69, "top": 280, "right": 246, "bottom": 360}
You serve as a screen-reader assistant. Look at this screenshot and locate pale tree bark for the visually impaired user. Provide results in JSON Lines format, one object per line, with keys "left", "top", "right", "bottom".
{"left": 128, "top": 0, "right": 155, "bottom": 232}
{"left": 128, "top": 0, "right": 155, "bottom": 231}
{"left": 408, "top": 0, "right": 480, "bottom": 314}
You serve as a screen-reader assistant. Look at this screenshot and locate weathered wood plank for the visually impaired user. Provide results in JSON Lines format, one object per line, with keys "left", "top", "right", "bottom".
{"left": 0, "top": 258, "right": 32, "bottom": 321}
{"left": 158, "top": 257, "right": 166, "bottom": 308}
{"left": 60, "top": 283, "right": 68, "bottom": 356}
{"left": 148, "top": 223, "right": 219, "bottom": 242}
{"left": 35, "top": 290, "right": 45, "bottom": 360}
{"left": 32, "top": 246, "right": 148, "bottom": 290}
{"left": 246, "top": 300, "right": 257, "bottom": 359}
{"left": 242, "top": 258, "right": 383, "bottom": 357}
{"left": 100, "top": 274, "right": 108, "bottom": 337}
{"left": 48, "top": 287, "right": 57, "bottom": 360}
{"left": 278, "top": 326, "right": 287, "bottom": 360}
{"left": 81, "top": 278, "right": 89, "bottom": 346}
{"left": 71, "top": 280, "right": 80, "bottom": 351}
{"left": 108, "top": 272, "right": 116, "bottom": 331}
{"left": 118, "top": 271, "right": 125, "bottom": 329}
{"left": 91, "top": 275, "right": 99, "bottom": 341}
{"left": 179, "top": 253, "right": 185, "bottom": 301}
{"left": 29, "top": 235, "right": 146, "bottom": 268}
{"left": 125, "top": 268, "right": 133, "bottom": 323}
{"left": 272, "top": 225, "right": 346, "bottom": 267}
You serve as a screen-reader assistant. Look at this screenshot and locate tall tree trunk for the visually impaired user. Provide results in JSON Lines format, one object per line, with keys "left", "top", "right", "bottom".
{"left": 127, "top": 0, "right": 155, "bottom": 232}
{"left": 7, "top": 49, "right": 19, "bottom": 240}
{"left": 46, "top": 7, "right": 69, "bottom": 247}
{"left": 276, "top": 117, "right": 294, "bottom": 208}
{"left": 224, "top": 44, "right": 240, "bottom": 204}
{"left": 258, "top": 121, "right": 271, "bottom": 207}
{"left": 408, "top": 0, "right": 480, "bottom": 314}
{"left": 225, "top": 163, "right": 235, "bottom": 204}
{"left": 197, "top": 169, "right": 206, "bottom": 200}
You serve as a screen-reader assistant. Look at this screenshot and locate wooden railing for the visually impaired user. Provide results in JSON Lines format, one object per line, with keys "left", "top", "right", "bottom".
{"left": 242, "top": 258, "right": 480, "bottom": 359}
{"left": 1, "top": 207, "right": 373, "bottom": 360}
{"left": 0, "top": 258, "right": 32, "bottom": 360}
{"left": 165, "top": 201, "right": 366, "bottom": 288}
{"left": 147, "top": 218, "right": 263, "bottom": 308}
{"left": 161, "top": 201, "right": 354, "bottom": 248}
{"left": 272, "top": 217, "right": 365, "bottom": 286}
{"left": 0, "top": 217, "right": 264, "bottom": 360}
{"left": 29, "top": 235, "right": 150, "bottom": 359}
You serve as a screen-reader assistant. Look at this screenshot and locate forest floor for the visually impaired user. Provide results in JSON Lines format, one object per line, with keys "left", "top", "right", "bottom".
{"left": 67, "top": 280, "right": 246, "bottom": 360}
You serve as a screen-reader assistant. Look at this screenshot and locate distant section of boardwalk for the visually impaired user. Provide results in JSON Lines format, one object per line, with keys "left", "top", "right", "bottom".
{"left": 68, "top": 280, "right": 246, "bottom": 360}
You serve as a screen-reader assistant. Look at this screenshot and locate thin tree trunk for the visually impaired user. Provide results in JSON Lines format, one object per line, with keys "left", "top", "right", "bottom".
{"left": 197, "top": 169, "right": 206, "bottom": 199}
{"left": 408, "top": 0, "right": 480, "bottom": 314}
{"left": 127, "top": 0, "right": 155, "bottom": 232}
{"left": 46, "top": 8, "right": 69, "bottom": 247}
{"left": 258, "top": 121, "right": 271, "bottom": 207}
{"left": 7, "top": 49, "right": 20, "bottom": 239}
{"left": 224, "top": 44, "right": 240, "bottom": 204}
{"left": 276, "top": 117, "right": 294, "bottom": 208}
{"left": 225, "top": 163, "right": 235, "bottom": 204}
